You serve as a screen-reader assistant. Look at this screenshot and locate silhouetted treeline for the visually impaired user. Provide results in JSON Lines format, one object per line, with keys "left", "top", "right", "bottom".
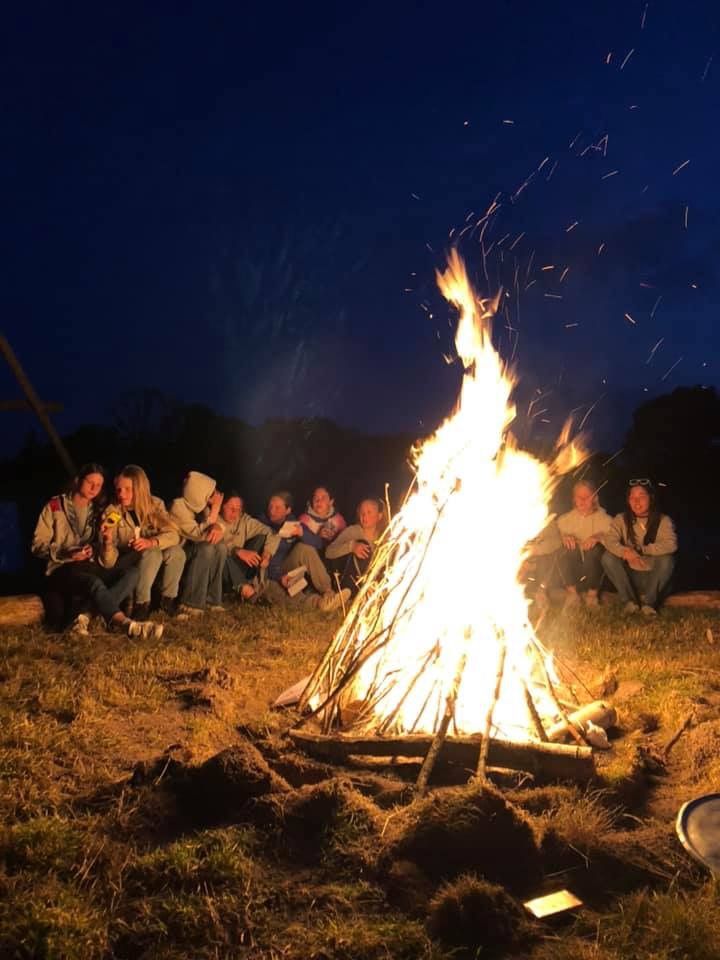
{"left": 2, "top": 385, "right": 718, "bottom": 592}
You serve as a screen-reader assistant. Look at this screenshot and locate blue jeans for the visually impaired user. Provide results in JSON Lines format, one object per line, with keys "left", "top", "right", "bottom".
{"left": 223, "top": 535, "right": 266, "bottom": 591}
{"left": 136, "top": 544, "right": 186, "bottom": 602}
{"left": 601, "top": 552, "right": 675, "bottom": 607}
{"left": 181, "top": 541, "right": 227, "bottom": 609}
{"left": 46, "top": 555, "right": 140, "bottom": 626}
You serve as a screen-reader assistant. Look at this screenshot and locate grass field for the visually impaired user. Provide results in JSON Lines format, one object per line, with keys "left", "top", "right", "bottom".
{"left": 2, "top": 600, "right": 720, "bottom": 959}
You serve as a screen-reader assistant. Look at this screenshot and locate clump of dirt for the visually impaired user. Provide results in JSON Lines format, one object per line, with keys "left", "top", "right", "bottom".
{"left": 264, "top": 752, "right": 337, "bottom": 787}
{"left": 257, "top": 778, "right": 383, "bottom": 866}
{"left": 384, "top": 781, "right": 543, "bottom": 895}
{"left": 179, "top": 741, "right": 290, "bottom": 825}
{"left": 679, "top": 719, "right": 720, "bottom": 788}
{"left": 426, "top": 874, "right": 533, "bottom": 958}
{"left": 384, "top": 859, "right": 435, "bottom": 917}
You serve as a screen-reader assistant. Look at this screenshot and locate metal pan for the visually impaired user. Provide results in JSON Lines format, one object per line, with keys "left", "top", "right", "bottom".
{"left": 676, "top": 794, "right": 720, "bottom": 874}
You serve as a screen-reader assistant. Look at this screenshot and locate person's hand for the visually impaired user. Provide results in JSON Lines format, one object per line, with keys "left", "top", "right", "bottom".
{"left": 100, "top": 524, "right": 115, "bottom": 545}
{"left": 208, "top": 490, "right": 224, "bottom": 512}
{"left": 130, "top": 537, "right": 155, "bottom": 552}
{"left": 69, "top": 544, "right": 93, "bottom": 562}
{"left": 291, "top": 522, "right": 303, "bottom": 538}
{"left": 581, "top": 537, "right": 598, "bottom": 551}
{"left": 280, "top": 573, "right": 290, "bottom": 589}
{"left": 205, "top": 524, "right": 224, "bottom": 545}
{"left": 562, "top": 535, "right": 577, "bottom": 550}
{"left": 236, "top": 548, "right": 261, "bottom": 567}
{"left": 621, "top": 547, "right": 639, "bottom": 564}
{"left": 320, "top": 525, "right": 335, "bottom": 541}
{"left": 260, "top": 551, "right": 271, "bottom": 568}
{"left": 352, "top": 542, "right": 371, "bottom": 560}
{"left": 628, "top": 555, "right": 651, "bottom": 572}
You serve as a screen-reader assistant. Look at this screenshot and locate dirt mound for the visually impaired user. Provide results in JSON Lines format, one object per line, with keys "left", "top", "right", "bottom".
{"left": 681, "top": 720, "right": 720, "bottom": 788}
{"left": 426, "top": 874, "right": 532, "bottom": 958}
{"left": 386, "top": 782, "right": 543, "bottom": 894}
{"left": 258, "top": 778, "right": 383, "bottom": 866}
{"left": 180, "top": 741, "right": 290, "bottom": 825}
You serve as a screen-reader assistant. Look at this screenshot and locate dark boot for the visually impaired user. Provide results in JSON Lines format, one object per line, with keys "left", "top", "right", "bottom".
{"left": 160, "top": 596, "right": 176, "bottom": 616}
{"left": 133, "top": 601, "right": 150, "bottom": 620}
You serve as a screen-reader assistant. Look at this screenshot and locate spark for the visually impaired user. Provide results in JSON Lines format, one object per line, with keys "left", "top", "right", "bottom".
{"left": 701, "top": 55, "right": 713, "bottom": 82}
{"left": 509, "top": 232, "right": 525, "bottom": 250}
{"left": 545, "top": 293, "right": 563, "bottom": 299}
{"left": 565, "top": 221, "right": 579, "bottom": 233}
{"left": 525, "top": 279, "right": 537, "bottom": 291}
{"left": 425, "top": 242, "right": 434, "bottom": 252}
{"left": 629, "top": 104, "right": 639, "bottom": 110}
{"left": 602, "top": 448, "right": 624, "bottom": 467}
{"left": 541, "top": 264, "right": 555, "bottom": 271}
{"left": 646, "top": 338, "right": 664, "bottom": 363}
{"left": 538, "top": 156, "right": 550, "bottom": 170}
{"left": 559, "top": 267, "right": 569, "bottom": 283}
{"left": 620, "top": 48, "right": 635, "bottom": 70}
{"left": 650, "top": 293, "right": 662, "bottom": 318}
{"left": 639, "top": 281, "right": 655, "bottom": 288}
{"left": 525, "top": 250, "right": 535, "bottom": 284}
{"left": 597, "top": 242, "right": 605, "bottom": 254}
{"left": 672, "top": 159, "right": 690, "bottom": 176}
{"left": 605, "top": 52, "right": 613, "bottom": 64}
{"left": 565, "top": 322, "right": 579, "bottom": 328}
{"left": 410, "top": 193, "right": 421, "bottom": 200}
{"left": 684, "top": 205, "right": 689, "bottom": 229}
{"left": 601, "top": 170, "right": 619, "bottom": 179}
{"left": 496, "top": 232, "right": 511, "bottom": 246}
{"left": 502, "top": 119, "right": 515, "bottom": 125}
{"left": 546, "top": 160, "right": 558, "bottom": 181}
{"left": 463, "top": 120, "right": 470, "bottom": 126}
{"left": 578, "top": 396, "right": 604, "bottom": 432}
{"left": 691, "top": 282, "right": 698, "bottom": 289}
{"left": 640, "top": 3, "right": 648, "bottom": 28}
{"left": 661, "top": 357, "right": 683, "bottom": 381}
{"left": 568, "top": 131, "right": 582, "bottom": 149}
{"left": 624, "top": 313, "right": 636, "bottom": 325}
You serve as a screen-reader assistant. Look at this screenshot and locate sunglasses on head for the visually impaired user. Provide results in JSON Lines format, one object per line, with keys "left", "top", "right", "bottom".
{"left": 629, "top": 478, "right": 652, "bottom": 486}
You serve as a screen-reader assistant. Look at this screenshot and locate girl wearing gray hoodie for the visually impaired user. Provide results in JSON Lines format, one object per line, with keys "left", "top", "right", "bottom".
{"left": 169, "top": 471, "right": 226, "bottom": 615}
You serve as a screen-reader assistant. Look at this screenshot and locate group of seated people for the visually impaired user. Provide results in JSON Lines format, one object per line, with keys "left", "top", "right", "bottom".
{"left": 31, "top": 463, "right": 677, "bottom": 637}
{"left": 525, "top": 478, "right": 678, "bottom": 616}
{"left": 31, "top": 463, "right": 387, "bottom": 637}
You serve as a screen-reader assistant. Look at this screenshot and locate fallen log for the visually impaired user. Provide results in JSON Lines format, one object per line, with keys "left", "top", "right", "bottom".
{"left": 664, "top": 591, "right": 720, "bottom": 609}
{"left": 288, "top": 729, "right": 595, "bottom": 783}
{"left": 545, "top": 700, "right": 617, "bottom": 743}
{"left": 0, "top": 594, "right": 44, "bottom": 627}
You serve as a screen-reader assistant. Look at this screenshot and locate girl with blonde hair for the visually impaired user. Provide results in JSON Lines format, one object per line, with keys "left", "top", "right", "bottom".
{"left": 99, "top": 464, "right": 185, "bottom": 618}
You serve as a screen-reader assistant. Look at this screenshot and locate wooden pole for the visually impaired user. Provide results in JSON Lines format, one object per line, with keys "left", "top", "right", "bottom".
{"left": 416, "top": 650, "right": 467, "bottom": 794}
{"left": 0, "top": 335, "right": 76, "bottom": 476}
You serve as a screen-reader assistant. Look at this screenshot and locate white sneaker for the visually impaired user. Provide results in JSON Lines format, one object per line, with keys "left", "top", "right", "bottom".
{"left": 69, "top": 613, "right": 90, "bottom": 636}
{"left": 319, "top": 588, "right": 351, "bottom": 613}
{"left": 623, "top": 601, "right": 640, "bottom": 615}
{"left": 177, "top": 604, "right": 203, "bottom": 619}
{"left": 126, "top": 619, "right": 164, "bottom": 640}
{"left": 640, "top": 604, "right": 658, "bottom": 618}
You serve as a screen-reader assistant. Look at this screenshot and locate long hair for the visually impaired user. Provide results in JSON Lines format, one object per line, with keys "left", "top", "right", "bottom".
{"left": 623, "top": 483, "right": 661, "bottom": 549}
{"left": 116, "top": 464, "right": 175, "bottom": 534}
{"left": 67, "top": 462, "right": 108, "bottom": 511}
{"left": 357, "top": 497, "right": 388, "bottom": 535}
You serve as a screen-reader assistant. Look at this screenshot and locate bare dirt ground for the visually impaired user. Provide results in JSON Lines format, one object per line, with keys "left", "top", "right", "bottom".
{"left": 2, "top": 601, "right": 720, "bottom": 959}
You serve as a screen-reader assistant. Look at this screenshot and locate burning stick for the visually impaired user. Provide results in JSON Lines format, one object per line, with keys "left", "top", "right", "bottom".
{"left": 476, "top": 638, "right": 507, "bottom": 780}
{"left": 416, "top": 649, "right": 468, "bottom": 794}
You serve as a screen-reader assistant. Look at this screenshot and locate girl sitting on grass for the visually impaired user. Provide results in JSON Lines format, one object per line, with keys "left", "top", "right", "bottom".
{"left": 31, "top": 462, "right": 162, "bottom": 639}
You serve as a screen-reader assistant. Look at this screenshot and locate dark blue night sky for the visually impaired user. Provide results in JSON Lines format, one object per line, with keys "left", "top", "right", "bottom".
{"left": 3, "top": 0, "right": 719, "bottom": 456}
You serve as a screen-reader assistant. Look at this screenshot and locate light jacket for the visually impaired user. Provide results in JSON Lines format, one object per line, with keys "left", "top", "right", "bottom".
{"left": 526, "top": 521, "right": 562, "bottom": 558}
{"left": 557, "top": 507, "right": 612, "bottom": 544}
{"left": 169, "top": 471, "right": 218, "bottom": 543}
{"left": 325, "top": 523, "right": 382, "bottom": 560}
{"left": 99, "top": 496, "right": 180, "bottom": 568}
{"left": 219, "top": 513, "right": 279, "bottom": 557}
{"left": 31, "top": 494, "right": 99, "bottom": 575}
{"left": 605, "top": 512, "right": 678, "bottom": 562}
{"left": 298, "top": 507, "right": 347, "bottom": 550}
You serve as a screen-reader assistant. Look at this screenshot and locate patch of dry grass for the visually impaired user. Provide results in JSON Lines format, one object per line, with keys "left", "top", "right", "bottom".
{"left": 1, "top": 603, "right": 720, "bottom": 958}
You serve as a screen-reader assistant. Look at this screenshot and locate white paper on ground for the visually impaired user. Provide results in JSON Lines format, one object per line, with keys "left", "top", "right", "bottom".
{"left": 273, "top": 675, "right": 311, "bottom": 708}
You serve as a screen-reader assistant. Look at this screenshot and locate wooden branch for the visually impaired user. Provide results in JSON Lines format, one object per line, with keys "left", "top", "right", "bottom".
{"left": 0, "top": 594, "right": 44, "bottom": 627}
{"left": 0, "top": 399, "right": 63, "bottom": 413}
{"left": 288, "top": 730, "right": 595, "bottom": 783}
{"left": 477, "top": 639, "right": 506, "bottom": 780}
{"left": 416, "top": 651, "right": 467, "bottom": 793}
{"left": 0, "top": 335, "right": 76, "bottom": 476}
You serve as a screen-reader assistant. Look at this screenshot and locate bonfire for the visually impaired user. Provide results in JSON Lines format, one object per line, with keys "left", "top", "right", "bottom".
{"left": 294, "top": 251, "right": 614, "bottom": 787}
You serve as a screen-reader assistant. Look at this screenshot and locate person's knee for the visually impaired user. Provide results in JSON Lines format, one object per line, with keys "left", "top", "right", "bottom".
{"left": 139, "top": 546, "right": 162, "bottom": 568}
{"left": 655, "top": 554, "right": 675, "bottom": 579}
{"left": 601, "top": 551, "right": 621, "bottom": 572}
